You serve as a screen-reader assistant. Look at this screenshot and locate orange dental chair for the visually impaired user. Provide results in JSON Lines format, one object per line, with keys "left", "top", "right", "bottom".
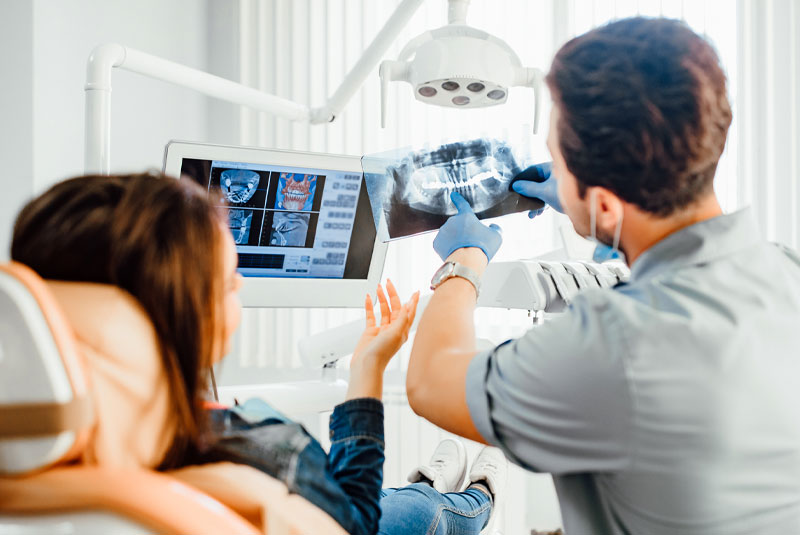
{"left": 0, "top": 262, "right": 346, "bottom": 535}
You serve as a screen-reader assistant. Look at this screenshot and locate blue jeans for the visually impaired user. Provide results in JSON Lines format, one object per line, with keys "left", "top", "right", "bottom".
{"left": 202, "top": 398, "right": 492, "bottom": 535}
{"left": 379, "top": 483, "right": 492, "bottom": 535}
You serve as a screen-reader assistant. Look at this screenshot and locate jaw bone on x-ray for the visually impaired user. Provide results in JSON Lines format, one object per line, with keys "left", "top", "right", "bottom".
{"left": 221, "top": 169, "right": 260, "bottom": 204}
{"left": 229, "top": 209, "right": 253, "bottom": 245}
{"left": 270, "top": 212, "right": 310, "bottom": 247}
{"left": 363, "top": 138, "right": 545, "bottom": 241}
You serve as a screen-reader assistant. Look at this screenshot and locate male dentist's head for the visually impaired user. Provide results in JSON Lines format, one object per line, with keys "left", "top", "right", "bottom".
{"left": 544, "top": 17, "right": 732, "bottom": 265}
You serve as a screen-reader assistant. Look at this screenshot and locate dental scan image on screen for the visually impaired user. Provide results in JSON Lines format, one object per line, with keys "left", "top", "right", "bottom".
{"left": 275, "top": 173, "right": 318, "bottom": 211}
{"left": 363, "top": 138, "right": 545, "bottom": 241}
{"left": 179, "top": 158, "right": 374, "bottom": 279}
{"left": 270, "top": 212, "right": 311, "bottom": 247}
{"left": 229, "top": 208, "right": 256, "bottom": 245}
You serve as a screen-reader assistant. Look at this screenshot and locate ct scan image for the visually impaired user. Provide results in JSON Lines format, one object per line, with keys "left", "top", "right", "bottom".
{"left": 211, "top": 168, "right": 269, "bottom": 209}
{"left": 274, "top": 173, "right": 317, "bottom": 211}
{"left": 228, "top": 208, "right": 255, "bottom": 245}
{"left": 269, "top": 212, "right": 311, "bottom": 247}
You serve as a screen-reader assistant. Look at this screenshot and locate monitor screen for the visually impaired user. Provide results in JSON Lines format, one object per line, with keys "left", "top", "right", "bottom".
{"left": 163, "top": 142, "right": 386, "bottom": 308}
{"left": 178, "top": 157, "right": 376, "bottom": 280}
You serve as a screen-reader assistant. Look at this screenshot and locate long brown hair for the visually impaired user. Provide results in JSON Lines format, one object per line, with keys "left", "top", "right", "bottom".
{"left": 11, "top": 172, "right": 226, "bottom": 469}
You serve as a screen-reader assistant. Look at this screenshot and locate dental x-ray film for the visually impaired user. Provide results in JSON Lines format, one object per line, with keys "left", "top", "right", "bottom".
{"left": 363, "top": 138, "right": 545, "bottom": 241}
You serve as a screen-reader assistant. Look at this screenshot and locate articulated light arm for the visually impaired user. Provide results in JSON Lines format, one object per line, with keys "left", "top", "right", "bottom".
{"left": 514, "top": 67, "right": 545, "bottom": 134}
{"left": 83, "top": 44, "right": 311, "bottom": 174}
{"left": 311, "top": 0, "right": 426, "bottom": 124}
{"left": 84, "top": 0, "right": 425, "bottom": 175}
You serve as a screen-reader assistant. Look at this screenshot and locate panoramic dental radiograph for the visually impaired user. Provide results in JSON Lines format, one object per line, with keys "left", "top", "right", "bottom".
{"left": 276, "top": 173, "right": 317, "bottom": 211}
{"left": 363, "top": 138, "right": 545, "bottom": 240}
{"left": 270, "top": 212, "right": 310, "bottom": 247}
{"left": 221, "top": 169, "right": 261, "bottom": 204}
{"left": 393, "top": 139, "right": 519, "bottom": 215}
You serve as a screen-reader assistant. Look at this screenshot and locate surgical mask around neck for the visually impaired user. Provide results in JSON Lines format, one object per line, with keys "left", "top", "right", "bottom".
{"left": 589, "top": 189, "right": 625, "bottom": 263}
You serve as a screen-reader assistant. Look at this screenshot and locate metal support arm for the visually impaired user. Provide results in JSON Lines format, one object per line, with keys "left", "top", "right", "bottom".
{"left": 84, "top": 0, "right": 425, "bottom": 174}
{"left": 83, "top": 43, "right": 312, "bottom": 174}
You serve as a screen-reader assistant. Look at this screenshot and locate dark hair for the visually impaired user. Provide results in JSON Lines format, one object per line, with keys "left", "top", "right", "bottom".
{"left": 546, "top": 17, "right": 732, "bottom": 216}
{"left": 11, "top": 172, "right": 226, "bottom": 469}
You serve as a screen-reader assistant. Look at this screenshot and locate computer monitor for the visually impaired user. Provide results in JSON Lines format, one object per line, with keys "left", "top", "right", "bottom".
{"left": 163, "top": 141, "right": 387, "bottom": 307}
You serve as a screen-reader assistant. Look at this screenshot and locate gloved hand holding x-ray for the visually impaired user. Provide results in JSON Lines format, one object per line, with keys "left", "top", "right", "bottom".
{"left": 363, "top": 138, "right": 546, "bottom": 241}
{"left": 511, "top": 161, "right": 563, "bottom": 214}
{"left": 433, "top": 191, "right": 503, "bottom": 261}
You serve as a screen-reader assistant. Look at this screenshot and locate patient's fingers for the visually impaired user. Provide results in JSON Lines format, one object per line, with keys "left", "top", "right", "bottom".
{"left": 400, "top": 305, "right": 413, "bottom": 342}
{"left": 386, "top": 279, "right": 402, "bottom": 320}
{"left": 364, "top": 294, "right": 376, "bottom": 328}
{"left": 386, "top": 304, "right": 410, "bottom": 337}
{"left": 377, "top": 284, "right": 390, "bottom": 326}
{"left": 408, "top": 291, "right": 420, "bottom": 325}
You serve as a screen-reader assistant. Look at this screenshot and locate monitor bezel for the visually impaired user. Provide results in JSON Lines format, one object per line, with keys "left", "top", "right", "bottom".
{"left": 163, "top": 140, "right": 387, "bottom": 308}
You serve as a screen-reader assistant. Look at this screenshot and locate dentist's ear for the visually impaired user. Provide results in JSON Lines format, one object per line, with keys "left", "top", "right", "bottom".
{"left": 592, "top": 187, "right": 625, "bottom": 231}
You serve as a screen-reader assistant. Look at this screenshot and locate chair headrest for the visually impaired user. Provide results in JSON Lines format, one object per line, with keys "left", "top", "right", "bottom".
{"left": 0, "top": 262, "right": 94, "bottom": 475}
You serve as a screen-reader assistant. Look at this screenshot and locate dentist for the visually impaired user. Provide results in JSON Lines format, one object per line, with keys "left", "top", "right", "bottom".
{"left": 407, "top": 17, "right": 800, "bottom": 535}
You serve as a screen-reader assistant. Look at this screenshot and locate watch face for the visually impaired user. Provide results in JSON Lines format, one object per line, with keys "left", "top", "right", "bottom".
{"left": 431, "top": 262, "right": 455, "bottom": 286}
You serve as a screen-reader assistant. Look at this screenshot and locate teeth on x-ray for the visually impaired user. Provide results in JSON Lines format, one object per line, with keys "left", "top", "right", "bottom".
{"left": 270, "top": 212, "right": 310, "bottom": 247}
{"left": 389, "top": 139, "right": 522, "bottom": 215}
{"left": 229, "top": 209, "right": 253, "bottom": 244}
{"left": 221, "top": 169, "right": 260, "bottom": 204}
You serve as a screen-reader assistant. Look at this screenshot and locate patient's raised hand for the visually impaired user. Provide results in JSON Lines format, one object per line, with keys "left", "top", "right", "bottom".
{"left": 346, "top": 280, "right": 419, "bottom": 400}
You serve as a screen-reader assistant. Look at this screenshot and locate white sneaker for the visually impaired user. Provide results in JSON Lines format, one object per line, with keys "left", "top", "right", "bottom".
{"left": 467, "top": 446, "right": 508, "bottom": 500}
{"left": 407, "top": 438, "right": 468, "bottom": 493}
{"left": 468, "top": 447, "right": 508, "bottom": 534}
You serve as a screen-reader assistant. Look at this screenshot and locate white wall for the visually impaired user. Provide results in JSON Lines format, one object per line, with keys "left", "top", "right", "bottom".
{"left": 0, "top": 0, "right": 214, "bottom": 259}
{"left": 31, "top": 0, "right": 211, "bottom": 188}
{"left": 0, "top": 1, "right": 35, "bottom": 261}
{"left": 737, "top": 0, "right": 800, "bottom": 249}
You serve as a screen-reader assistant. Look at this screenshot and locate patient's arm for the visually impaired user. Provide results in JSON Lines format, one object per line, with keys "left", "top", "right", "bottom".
{"left": 203, "top": 400, "right": 385, "bottom": 535}
{"left": 407, "top": 247, "right": 488, "bottom": 444}
{"left": 346, "top": 281, "right": 419, "bottom": 400}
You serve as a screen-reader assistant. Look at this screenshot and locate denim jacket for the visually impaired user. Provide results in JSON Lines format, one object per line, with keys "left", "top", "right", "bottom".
{"left": 202, "top": 398, "right": 385, "bottom": 535}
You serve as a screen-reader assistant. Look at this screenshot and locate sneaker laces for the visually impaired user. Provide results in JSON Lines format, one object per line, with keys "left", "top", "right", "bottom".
{"left": 476, "top": 459, "right": 500, "bottom": 478}
{"left": 430, "top": 458, "right": 448, "bottom": 471}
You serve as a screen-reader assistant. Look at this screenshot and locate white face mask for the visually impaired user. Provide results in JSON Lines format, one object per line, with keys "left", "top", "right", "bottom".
{"left": 589, "top": 189, "right": 625, "bottom": 263}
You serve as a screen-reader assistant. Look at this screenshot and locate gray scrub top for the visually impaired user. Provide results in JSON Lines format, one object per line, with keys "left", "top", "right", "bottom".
{"left": 466, "top": 209, "right": 800, "bottom": 534}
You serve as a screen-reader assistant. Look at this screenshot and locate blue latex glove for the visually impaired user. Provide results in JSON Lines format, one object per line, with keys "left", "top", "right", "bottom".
{"left": 511, "top": 161, "right": 564, "bottom": 214}
{"left": 433, "top": 191, "right": 503, "bottom": 261}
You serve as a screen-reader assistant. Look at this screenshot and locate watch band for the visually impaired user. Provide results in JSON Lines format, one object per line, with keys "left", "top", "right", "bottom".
{"left": 431, "top": 262, "right": 481, "bottom": 297}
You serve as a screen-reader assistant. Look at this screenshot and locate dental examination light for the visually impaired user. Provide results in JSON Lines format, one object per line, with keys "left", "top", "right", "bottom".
{"left": 84, "top": 0, "right": 544, "bottom": 174}
{"left": 379, "top": 0, "right": 544, "bottom": 132}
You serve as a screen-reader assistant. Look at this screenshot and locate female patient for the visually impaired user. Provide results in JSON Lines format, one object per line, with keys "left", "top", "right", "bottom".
{"left": 10, "top": 173, "right": 505, "bottom": 535}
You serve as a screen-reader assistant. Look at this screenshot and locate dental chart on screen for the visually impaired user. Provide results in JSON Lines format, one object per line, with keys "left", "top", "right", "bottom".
{"left": 363, "top": 138, "right": 545, "bottom": 241}
{"left": 180, "top": 158, "right": 369, "bottom": 279}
